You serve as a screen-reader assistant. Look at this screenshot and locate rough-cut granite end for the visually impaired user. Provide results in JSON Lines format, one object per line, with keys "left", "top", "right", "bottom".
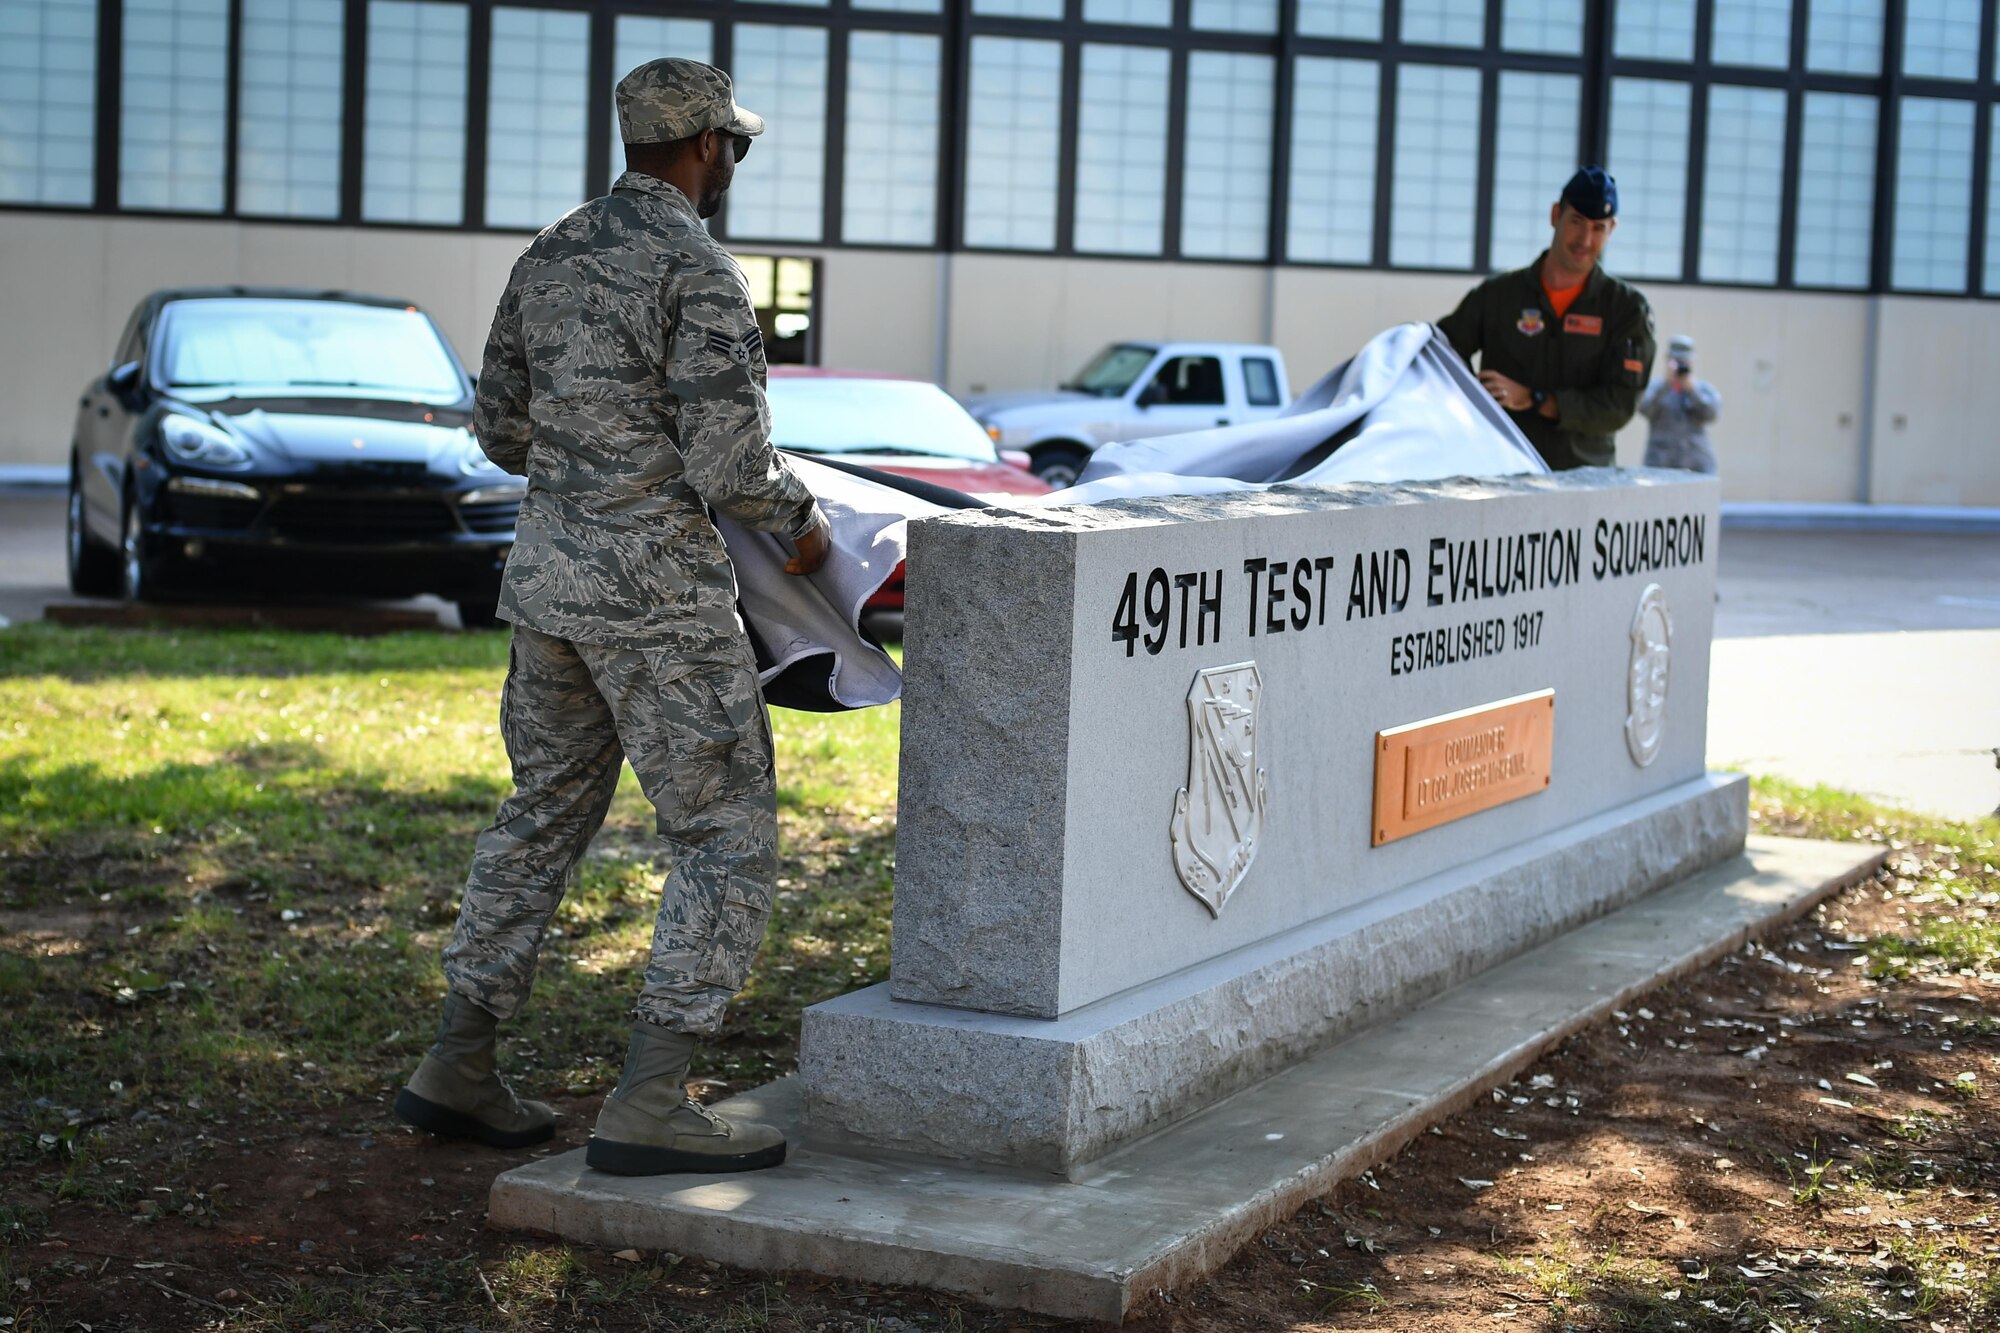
{"left": 888, "top": 519, "right": 1076, "bottom": 1018}
{"left": 805, "top": 772, "right": 1747, "bottom": 1176}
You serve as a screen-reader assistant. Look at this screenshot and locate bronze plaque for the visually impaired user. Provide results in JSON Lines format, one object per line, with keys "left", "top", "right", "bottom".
{"left": 1372, "top": 689, "right": 1554, "bottom": 846}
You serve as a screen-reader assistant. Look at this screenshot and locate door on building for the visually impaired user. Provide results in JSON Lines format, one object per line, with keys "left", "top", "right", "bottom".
{"left": 733, "top": 255, "right": 817, "bottom": 366}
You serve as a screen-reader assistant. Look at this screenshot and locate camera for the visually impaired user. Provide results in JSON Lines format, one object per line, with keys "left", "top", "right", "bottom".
{"left": 1669, "top": 357, "right": 1690, "bottom": 376}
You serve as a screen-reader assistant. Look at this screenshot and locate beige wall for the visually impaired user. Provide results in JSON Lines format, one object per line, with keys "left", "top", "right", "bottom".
{"left": 1867, "top": 297, "right": 2000, "bottom": 506}
{"left": 5, "top": 213, "right": 1998, "bottom": 506}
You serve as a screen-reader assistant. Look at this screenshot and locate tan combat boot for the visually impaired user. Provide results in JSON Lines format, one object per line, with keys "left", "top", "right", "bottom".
{"left": 585, "top": 1024, "right": 786, "bottom": 1175}
{"left": 394, "top": 994, "right": 555, "bottom": 1149}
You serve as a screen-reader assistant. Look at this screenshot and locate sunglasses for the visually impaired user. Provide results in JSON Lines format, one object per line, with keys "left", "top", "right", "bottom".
{"left": 718, "top": 131, "right": 749, "bottom": 163}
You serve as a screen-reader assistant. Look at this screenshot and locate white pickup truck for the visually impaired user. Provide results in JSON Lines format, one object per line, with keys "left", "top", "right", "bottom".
{"left": 963, "top": 341, "right": 1293, "bottom": 488}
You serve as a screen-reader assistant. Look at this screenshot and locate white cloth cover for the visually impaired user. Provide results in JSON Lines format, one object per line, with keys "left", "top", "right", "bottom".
{"left": 717, "top": 455, "right": 949, "bottom": 711}
{"left": 719, "top": 324, "right": 1549, "bottom": 711}
{"left": 1061, "top": 322, "right": 1548, "bottom": 503}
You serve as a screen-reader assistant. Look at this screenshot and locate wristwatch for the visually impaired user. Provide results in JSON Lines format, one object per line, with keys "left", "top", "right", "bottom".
{"left": 1530, "top": 388, "right": 1547, "bottom": 410}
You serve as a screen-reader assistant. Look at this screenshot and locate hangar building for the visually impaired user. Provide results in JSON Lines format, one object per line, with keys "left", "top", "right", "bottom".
{"left": 2, "top": 0, "right": 1997, "bottom": 506}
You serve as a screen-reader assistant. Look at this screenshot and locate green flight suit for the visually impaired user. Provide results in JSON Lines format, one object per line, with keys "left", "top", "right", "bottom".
{"left": 1437, "top": 254, "right": 1657, "bottom": 470}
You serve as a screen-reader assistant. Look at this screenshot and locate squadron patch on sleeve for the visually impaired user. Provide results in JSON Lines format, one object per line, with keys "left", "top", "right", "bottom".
{"left": 705, "top": 325, "right": 765, "bottom": 367}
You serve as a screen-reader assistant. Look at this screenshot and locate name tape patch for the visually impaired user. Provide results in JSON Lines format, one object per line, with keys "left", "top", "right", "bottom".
{"left": 1563, "top": 313, "right": 1602, "bottom": 336}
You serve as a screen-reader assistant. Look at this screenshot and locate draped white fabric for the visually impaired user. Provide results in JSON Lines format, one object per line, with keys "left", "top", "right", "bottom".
{"left": 718, "top": 324, "right": 1549, "bottom": 710}
{"left": 1062, "top": 322, "right": 1547, "bottom": 502}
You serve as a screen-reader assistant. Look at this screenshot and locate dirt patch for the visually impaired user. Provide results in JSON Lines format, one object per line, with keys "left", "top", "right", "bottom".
{"left": 6, "top": 841, "right": 1998, "bottom": 1331}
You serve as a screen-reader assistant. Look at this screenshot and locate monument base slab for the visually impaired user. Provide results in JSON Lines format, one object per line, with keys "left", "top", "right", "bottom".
{"left": 489, "top": 835, "right": 1883, "bottom": 1323}
{"left": 807, "top": 772, "right": 1749, "bottom": 1176}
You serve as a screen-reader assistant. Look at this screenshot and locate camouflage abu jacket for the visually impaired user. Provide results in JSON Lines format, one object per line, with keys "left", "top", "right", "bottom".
{"left": 473, "top": 171, "right": 821, "bottom": 656}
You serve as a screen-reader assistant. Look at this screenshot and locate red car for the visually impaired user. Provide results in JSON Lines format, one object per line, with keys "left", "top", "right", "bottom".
{"left": 766, "top": 368, "right": 1052, "bottom": 611}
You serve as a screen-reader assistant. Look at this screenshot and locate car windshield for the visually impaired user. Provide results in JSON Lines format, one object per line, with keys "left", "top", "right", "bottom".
{"left": 767, "top": 378, "right": 998, "bottom": 463}
{"left": 155, "top": 299, "right": 466, "bottom": 403}
{"left": 1063, "top": 343, "right": 1158, "bottom": 397}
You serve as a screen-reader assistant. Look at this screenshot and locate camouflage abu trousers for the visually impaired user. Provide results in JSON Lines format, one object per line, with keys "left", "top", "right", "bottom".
{"left": 441, "top": 623, "right": 778, "bottom": 1034}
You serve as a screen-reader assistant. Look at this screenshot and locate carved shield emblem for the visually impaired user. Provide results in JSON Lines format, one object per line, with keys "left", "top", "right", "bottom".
{"left": 1624, "top": 584, "right": 1673, "bottom": 767}
{"left": 1169, "top": 661, "right": 1269, "bottom": 917}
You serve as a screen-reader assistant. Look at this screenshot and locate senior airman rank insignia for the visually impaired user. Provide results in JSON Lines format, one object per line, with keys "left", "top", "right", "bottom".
{"left": 705, "top": 325, "right": 764, "bottom": 367}
{"left": 1517, "top": 308, "right": 1545, "bottom": 337}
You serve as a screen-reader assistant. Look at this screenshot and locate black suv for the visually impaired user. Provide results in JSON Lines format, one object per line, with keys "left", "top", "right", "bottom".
{"left": 67, "top": 287, "right": 519, "bottom": 627}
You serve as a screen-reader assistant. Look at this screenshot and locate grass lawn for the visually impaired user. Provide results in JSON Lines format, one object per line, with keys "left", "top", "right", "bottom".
{"left": 2, "top": 623, "right": 1997, "bottom": 1332}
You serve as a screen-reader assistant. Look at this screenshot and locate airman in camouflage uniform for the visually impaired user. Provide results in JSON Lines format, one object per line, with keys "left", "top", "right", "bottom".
{"left": 395, "top": 58, "right": 831, "bottom": 1176}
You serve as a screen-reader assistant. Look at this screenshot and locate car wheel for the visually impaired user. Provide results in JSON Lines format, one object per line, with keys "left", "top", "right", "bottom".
{"left": 67, "top": 466, "right": 121, "bottom": 597}
{"left": 120, "top": 490, "right": 171, "bottom": 603}
{"left": 1032, "top": 445, "right": 1089, "bottom": 490}
{"left": 455, "top": 596, "right": 504, "bottom": 630}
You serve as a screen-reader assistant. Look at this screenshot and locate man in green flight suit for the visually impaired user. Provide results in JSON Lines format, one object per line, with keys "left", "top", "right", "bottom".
{"left": 1437, "top": 167, "right": 1657, "bottom": 470}
{"left": 393, "top": 58, "right": 832, "bottom": 1175}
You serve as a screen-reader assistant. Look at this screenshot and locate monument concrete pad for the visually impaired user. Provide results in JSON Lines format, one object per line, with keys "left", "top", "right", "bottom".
{"left": 491, "top": 835, "right": 1883, "bottom": 1324}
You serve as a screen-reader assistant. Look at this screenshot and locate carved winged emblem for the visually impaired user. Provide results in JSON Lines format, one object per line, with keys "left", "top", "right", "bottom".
{"left": 1624, "top": 583, "right": 1673, "bottom": 768}
{"left": 1169, "top": 661, "right": 1269, "bottom": 917}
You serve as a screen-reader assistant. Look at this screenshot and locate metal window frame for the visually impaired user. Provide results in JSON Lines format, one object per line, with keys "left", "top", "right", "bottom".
{"left": 5, "top": 0, "right": 1999, "bottom": 299}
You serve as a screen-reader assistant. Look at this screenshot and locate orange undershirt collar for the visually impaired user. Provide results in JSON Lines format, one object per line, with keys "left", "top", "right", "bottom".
{"left": 1543, "top": 278, "right": 1585, "bottom": 320}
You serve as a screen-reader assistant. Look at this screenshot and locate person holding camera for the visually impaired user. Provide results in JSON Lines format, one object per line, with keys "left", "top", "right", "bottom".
{"left": 1639, "top": 334, "right": 1721, "bottom": 474}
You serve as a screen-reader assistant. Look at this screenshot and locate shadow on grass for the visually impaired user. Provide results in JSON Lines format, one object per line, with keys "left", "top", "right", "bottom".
{"left": 0, "top": 751, "right": 506, "bottom": 905}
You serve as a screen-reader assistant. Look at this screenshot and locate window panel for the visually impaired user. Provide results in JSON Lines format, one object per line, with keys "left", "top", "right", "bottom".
{"left": 1699, "top": 85, "right": 1784, "bottom": 283}
{"left": 1084, "top": 0, "right": 1172, "bottom": 24}
{"left": 363, "top": 0, "right": 467, "bottom": 224}
{"left": 1793, "top": 91, "right": 1874, "bottom": 288}
{"left": 1286, "top": 55, "right": 1378, "bottom": 264}
{"left": 963, "top": 35, "right": 1061, "bottom": 250}
{"left": 609, "top": 16, "right": 712, "bottom": 192}
{"left": 1192, "top": 0, "right": 1278, "bottom": 34}
{"left": 1986, "top": 107, "right": 2000, "bottom": 294}
{"left": 1891, "top": 97, "right": 1973, "bottom": 293}
{"left": 1297, "top": 0, "right": 1380, "bottom": 38}
{"left": 238, "top": 0, "right": 343, "bottom": 219}
{"left": 1606, "top": 77, "right": 1690, "bottom": 278}
{"left": 120, "top": 0, "right": 229, "bottom": 212}
{"left": 1613, "top": 0, "right": 1695, "bottom": 61}
{"left": 854, "top": 0, "right": 941, "bottom": 11}
{"left": 1181, "top": 51, "right": 1273, "bottom": 260}
{"left": 1903, "top": 0, "right": 1981, "bottom": 81}
{"left": 972, "top": 0, "right": 1062, "bottom": 16}
{"left": 1401, "top": 0, "right": 1484, "bottom": 48}
{"left": 485, "top": 7, "right": 588, "bottom": 229}
{"left": 1711, "top": 0, "right": 1790, "bottom": 68}
{"left": 1074, "top": 44, "right": 1169, "bottom": 255}
{"left": 1244, "top": 358, "right": 1281, "bottom": 406}
{"left": 1390, "top": 64, "right": 1479, "bottom": 269}
{"left": 727, "top": 24, "right": 827, "bottom": 242}
{"left": 843, "top": 30, "right": 940, "bottom": 246}
{"left": 1502, "top": 0, "right": 1584, "bottom": 55}
{"left": 1804, "top": 0, "right": 1883, "bottom": 74}
{"left": 0, "top": 0, "right": 96, "bottom": 205}
{"left": 1489, "top": 72, "right": 1578, "bottom": 269}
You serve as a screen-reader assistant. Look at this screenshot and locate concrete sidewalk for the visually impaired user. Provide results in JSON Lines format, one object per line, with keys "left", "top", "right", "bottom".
{"left": 1704, "top": 530, "right": 2000, "bottom": 824}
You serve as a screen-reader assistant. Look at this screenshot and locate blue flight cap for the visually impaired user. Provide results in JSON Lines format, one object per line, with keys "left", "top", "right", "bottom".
{"left": 1560, "top": 166, "right": 1618, "bottom": 220}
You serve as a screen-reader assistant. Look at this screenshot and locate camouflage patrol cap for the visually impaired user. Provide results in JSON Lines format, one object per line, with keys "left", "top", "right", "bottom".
{"left": 617, "top": 58, "right": 766, "bottom": 146}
